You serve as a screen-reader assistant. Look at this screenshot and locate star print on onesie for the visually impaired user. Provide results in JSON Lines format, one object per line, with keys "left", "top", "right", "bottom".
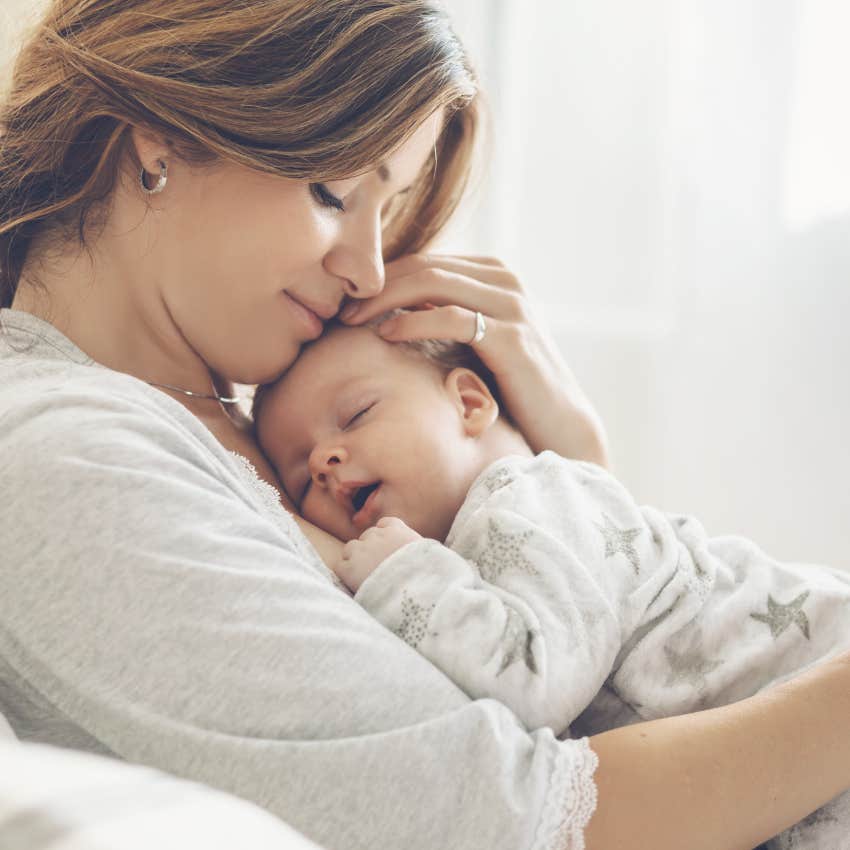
{"left": 394, "top": 591, "right": 435, "bottom": 649}
{"left": 749, "top": 591, "right": 811, "bottom": 640}
{"left": 474, "top": 518, "right": 538, "bottom": 583}
{"left": 594, "top": 512, "right": 642, "bottom": 574}
{"left": 663, "top": 629, "right": 723, "bottom": 694}
{"left": 479, "top": 467, "right": 515, "bottom": 495}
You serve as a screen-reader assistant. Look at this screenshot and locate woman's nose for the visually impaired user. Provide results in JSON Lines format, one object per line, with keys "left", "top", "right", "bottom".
{"left": 308, "top": 444, "right": 349, "bottom": 488}
{"left": 326, "top": 213, "right": 386, "bottom": 299}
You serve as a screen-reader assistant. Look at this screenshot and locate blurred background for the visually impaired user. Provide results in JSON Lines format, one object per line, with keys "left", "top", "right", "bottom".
{"left": 3, "top": 1, "right": 848, "bottom": 567}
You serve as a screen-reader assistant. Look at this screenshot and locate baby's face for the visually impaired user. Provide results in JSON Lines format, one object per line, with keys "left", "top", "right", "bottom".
{"left": 256, "top": 326, "right": 482, "bottom": 542}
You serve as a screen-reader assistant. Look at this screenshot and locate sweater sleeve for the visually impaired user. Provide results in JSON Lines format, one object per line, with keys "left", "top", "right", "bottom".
{"left": 0, "top": 386, "right": 598, "bottom": 850}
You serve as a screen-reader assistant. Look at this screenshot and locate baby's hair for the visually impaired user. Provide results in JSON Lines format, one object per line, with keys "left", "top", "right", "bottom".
{"left": 250, "top": 309, "right": 508, "bottom": 424}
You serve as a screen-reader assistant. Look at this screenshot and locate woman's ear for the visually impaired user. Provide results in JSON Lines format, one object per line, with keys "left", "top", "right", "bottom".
{"left": 130, "top": 126, "right": 172, "bottom": 174}
{"left": 444, "top": 368, "right": 499, "bottom": 437}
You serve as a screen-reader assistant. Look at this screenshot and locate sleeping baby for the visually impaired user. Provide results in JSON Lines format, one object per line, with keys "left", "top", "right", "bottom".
{"left": 254, "top": 317, "right": 850, "bottom": 849}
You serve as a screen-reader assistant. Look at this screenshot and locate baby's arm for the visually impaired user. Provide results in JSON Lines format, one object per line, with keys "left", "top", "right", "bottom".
{"left": 604, "top": 507, "right": 850, "bottom": 720}
{"left": 351, "top": 514, "right": 630, "bottom": 734}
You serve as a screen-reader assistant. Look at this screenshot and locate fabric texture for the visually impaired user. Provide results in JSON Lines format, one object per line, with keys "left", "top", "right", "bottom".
{"left": 0, "top": 308, "right": 597, "bottom": 850}
{"left": 0, "top": 740, "right": 323, "bottom": 850}
{"left": 356, "top": 450, "right": 850, "bottom": 848}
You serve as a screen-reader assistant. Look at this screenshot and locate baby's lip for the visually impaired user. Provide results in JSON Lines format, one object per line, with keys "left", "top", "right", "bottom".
{"left": 351, "top": 482, "right": 383, "bottom": 529}
{"left": 335, "top": 479, "right": 377, "bottom": 512}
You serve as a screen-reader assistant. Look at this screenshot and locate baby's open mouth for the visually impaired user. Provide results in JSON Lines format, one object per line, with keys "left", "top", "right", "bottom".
{"left": 352, "top": 482, "right": 380, "bottom": 513}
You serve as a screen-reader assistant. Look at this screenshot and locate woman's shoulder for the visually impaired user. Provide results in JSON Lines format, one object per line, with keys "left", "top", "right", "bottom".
{"left": 0, "top": 311, "right": 226, "bottom": 466}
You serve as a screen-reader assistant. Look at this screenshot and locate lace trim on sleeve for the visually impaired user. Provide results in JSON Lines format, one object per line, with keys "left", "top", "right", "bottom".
{"left": 533, "top": 736, "right": 599, "bottom": 850}
{"left": 228, "top": 452, "right": 347, "bottom": 591}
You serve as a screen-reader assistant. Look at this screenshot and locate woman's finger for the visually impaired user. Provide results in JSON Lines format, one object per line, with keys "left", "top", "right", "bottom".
{"left": 385, "top": 253, "right": 522, "bottom": 291}
{"left": 341, "top": 267, "right": 524, "bottom": 326}
{"left": 376, "top": 304, "right": 506, "bottom": 351}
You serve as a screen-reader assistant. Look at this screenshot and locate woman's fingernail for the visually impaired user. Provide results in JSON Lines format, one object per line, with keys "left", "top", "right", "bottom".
{"left": 378, "top": 319, "right": 397, "bottom": 336}
{"left": 340, "top": 304, "right": 360, "bottom": 321}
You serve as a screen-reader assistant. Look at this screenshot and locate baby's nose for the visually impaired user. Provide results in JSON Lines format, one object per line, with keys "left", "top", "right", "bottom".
{"left": 309, "top": 444, "right": 348, "bottom": 487}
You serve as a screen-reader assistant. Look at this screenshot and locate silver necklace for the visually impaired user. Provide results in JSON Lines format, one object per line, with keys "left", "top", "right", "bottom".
{"left": 146, "top": 380, "right": 240, "bottom": 404}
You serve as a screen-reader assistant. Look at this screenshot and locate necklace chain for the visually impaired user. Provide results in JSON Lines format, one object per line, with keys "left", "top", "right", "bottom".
{"left": 146, "top": 380, "right": 241, "bottom": 404}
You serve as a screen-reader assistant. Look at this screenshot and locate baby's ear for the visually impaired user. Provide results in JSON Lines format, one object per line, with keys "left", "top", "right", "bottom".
{"left": 444, "top": 368, "right": 499, "bottom": 437}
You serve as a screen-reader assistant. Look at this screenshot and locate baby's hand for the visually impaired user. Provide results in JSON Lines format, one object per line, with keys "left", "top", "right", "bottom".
{"left": 335, "top": 517, "right": 422, "bottom": 593}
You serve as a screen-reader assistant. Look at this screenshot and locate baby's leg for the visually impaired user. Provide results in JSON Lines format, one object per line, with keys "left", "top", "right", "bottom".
{"left": 763, "top": 789, "right": 850, "bottom": 849}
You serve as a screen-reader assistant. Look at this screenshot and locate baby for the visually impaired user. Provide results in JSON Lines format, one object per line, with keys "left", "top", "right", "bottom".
{"left": 255, "top": 318, "right": 850, "bottom": 848}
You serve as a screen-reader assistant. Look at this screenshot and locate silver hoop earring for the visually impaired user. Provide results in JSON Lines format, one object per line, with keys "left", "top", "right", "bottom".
{"left": 140, "top": 160, "right": 168, "bottom": 195}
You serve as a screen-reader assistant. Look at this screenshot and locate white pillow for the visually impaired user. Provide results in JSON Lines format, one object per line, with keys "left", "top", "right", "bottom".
{"left": 0, "top": 741, "right": 324, "bottom": 850}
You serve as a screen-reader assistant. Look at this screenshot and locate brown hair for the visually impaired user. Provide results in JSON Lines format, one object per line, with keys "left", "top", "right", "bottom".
{"left": 0, "top": 0, "right": 480, "bottom": 308}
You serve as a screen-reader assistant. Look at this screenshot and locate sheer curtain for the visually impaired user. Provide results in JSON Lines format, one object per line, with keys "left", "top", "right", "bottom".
{"left": 446, "top": 0, "right": 850, "bottom": 567}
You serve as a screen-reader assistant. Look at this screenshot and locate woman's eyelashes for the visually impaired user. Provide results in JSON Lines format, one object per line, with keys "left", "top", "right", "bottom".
{"left": 309, "top": 182, "right": 345, "bottom": 212}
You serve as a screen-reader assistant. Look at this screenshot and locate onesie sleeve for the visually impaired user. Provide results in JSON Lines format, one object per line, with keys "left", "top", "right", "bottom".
{"left": 606, "top": 506, "right": 850, "bottom": 718}
{"left": 355, "top": 452, "right": 684, "bottom": 734}
{"left": 0, "top": 386, "right": 599, "bottom": 850}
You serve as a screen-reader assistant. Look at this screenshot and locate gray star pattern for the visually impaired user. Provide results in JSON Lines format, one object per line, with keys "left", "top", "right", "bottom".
{"left": 474, "top": 518, "right": 538, "bottom": 583}
{"left": 663, "top": 638, "right": 723, "bottom": 691}
{"left": 394, "top": 591, "right": 435, "bottom": 649}
{"left": 494, "top": 606, "right": 538, "bottom": 676}
{"left": 480, "top": 467, "right": 515, "bottom": 494}
{"left": 750, "top": 591, "right": 811, "bottom": 640}
{"left": 594, "top": 513, "right": 643, "bottom": 574}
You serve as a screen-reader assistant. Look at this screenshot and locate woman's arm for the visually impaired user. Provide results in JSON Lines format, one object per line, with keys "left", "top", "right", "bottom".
{"left": 338, "top": 253, "right": 610, "bottom": 466}
{"left": 586, "top": 649, "right": 850, "bottom": 850}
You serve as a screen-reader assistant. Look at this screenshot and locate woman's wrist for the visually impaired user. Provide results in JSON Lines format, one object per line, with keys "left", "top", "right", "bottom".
{"left": 545, "top": 395, "right": 610, "bottom": 468}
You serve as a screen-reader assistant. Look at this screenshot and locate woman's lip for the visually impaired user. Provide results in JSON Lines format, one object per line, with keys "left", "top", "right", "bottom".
{"left": 352, "top": 484, "right": 382, "bottom": 529}
{"left": 283, "top": 291, "right": 324, "bottom": 337}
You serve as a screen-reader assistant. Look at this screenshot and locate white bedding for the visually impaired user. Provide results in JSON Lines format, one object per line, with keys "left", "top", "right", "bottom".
{"left": 0, "top": 738, "right": 324, "bottom": 850}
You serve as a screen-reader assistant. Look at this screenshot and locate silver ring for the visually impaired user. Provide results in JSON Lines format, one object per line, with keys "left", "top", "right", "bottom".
{"left": 469, "top": 310, "right": 487, "bottom": 345}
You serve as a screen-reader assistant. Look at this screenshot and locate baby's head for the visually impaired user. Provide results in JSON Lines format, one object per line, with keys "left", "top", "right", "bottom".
{"left": 254, "top": 317, "right": 529, "bottom": 542}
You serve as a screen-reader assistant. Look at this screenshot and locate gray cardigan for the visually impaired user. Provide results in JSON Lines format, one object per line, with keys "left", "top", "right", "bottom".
{"left": 0, "top": 308, "right": 598, "bottom": 850}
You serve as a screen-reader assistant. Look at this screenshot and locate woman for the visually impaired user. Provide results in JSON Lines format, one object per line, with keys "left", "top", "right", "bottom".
{"left": 0, "top": 2, "right": 848, "bottom": 849}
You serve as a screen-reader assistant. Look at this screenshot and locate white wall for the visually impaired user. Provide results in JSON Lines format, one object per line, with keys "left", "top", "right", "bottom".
{"left": 446, "top": 0, "right": 849, "bottom": 569}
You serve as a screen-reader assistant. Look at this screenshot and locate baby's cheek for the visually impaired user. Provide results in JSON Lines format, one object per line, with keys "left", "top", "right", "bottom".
{"left": 303, "top": 496, "right": 357, "bottom": 542}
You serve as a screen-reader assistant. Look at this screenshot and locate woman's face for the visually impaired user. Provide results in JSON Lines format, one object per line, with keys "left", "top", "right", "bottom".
{"left": 148, "top": 111, "right": 444, "bottom": 385}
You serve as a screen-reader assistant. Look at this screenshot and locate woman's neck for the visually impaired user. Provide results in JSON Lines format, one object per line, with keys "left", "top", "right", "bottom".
{"left": 14, "top": 228, "right": 220, "bottom": 405}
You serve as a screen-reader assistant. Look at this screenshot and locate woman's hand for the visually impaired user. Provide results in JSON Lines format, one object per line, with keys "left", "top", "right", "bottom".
{"left": 340, "top": 253, "right": 610, "bottom": 466}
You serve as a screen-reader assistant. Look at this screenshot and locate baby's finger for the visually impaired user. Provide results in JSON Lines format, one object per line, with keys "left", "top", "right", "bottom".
{"left": 376, "top": 516, "right": 403, "bottom": 528}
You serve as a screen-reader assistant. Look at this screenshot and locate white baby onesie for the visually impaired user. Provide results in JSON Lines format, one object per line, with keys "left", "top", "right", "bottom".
{"left": 355, "top": 451, "right": 850, "bottom": 849}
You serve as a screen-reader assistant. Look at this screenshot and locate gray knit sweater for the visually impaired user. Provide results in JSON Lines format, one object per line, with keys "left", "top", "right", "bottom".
{"left": 0, "top": 308, "right": 598, "bottom": 850}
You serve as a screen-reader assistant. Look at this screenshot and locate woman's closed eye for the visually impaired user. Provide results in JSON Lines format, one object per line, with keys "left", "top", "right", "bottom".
{"left": 309, "top": 182, "right": 345, "bottom": 212}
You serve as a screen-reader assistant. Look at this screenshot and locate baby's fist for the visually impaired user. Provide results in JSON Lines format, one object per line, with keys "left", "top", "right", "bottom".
{"left": 335, "top": 517, "right": 422, "bottom": 592}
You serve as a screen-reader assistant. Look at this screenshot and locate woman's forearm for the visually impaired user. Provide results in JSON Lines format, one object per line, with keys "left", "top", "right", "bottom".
{"left": 547, "top": 393, "right": 610, "bottom": 468}
{"left": 584, "top": 651, "right": 850, "bottom": 850}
